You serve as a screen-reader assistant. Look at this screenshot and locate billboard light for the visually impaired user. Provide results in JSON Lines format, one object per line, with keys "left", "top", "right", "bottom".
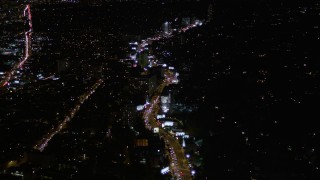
{"left": 157, "top": 114, "right": 166, "bottom": 119}
{"left": 153, "top": 127, "right": 159, "bottom": 133}
{"left": 136, "top": 105, "right": 144, "bottom": 111}
{"left": 161, "top": 167, "right": 170, "bottom": 174}
{"left": 176, "top": 132, "right": 185, "bottom": 136}
{"left": 163, "top": 121, "right": 174, "bottom": 127}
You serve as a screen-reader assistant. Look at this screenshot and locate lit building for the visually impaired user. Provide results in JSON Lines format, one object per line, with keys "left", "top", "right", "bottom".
{"left": 207, "top": 2, "right": 214, "bottom": 22}
{"left": 160, "top": 87, "right": 171, "bottom": 113}
{"left": 182, "top": 17, "right": 191, "bottom": 27}
{"left": 162, "top": 21, "right": 171, "bottom": 34}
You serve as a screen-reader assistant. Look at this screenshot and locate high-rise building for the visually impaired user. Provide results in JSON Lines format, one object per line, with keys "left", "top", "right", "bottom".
{"left": 207, "top": 2, "right": 214, "bottom": 22}
{"left": 182, "top": 17, "right": 191, "bottom": 27}
{"left": 162, "top": 21, "right": 171, "bottom": 34}
{"left": 57, "top": 59, "right": 68, "bottom": 75}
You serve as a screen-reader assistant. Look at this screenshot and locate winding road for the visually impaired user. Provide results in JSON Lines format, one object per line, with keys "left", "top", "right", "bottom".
{"left": 0, "top": 4, "right": 33, "bottom": 88}
{"left": 143, "top": 70, "right": 191, "bottom": 179}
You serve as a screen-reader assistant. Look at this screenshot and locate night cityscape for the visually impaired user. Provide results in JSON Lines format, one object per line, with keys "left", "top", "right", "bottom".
{"left": 0, "top": 0, "right": 320, "bottom": 179}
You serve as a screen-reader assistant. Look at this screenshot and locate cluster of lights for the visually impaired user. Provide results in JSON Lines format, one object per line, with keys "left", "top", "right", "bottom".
{"left": 126, "top": 18, "right": 201, "bottom": 179}
{"left": 0, "top": 4, "right": 32, "bottom": 88}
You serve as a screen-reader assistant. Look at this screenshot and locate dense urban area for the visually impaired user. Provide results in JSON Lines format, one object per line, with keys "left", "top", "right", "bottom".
{"left": 1, "top": 0, "right": 320, "bottom": 179}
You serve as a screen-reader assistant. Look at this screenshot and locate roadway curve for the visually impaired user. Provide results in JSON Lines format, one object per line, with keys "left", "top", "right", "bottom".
{"left": 0, "top": 4, "right": 33, "bottom": 88}
{"left": 143, "top": 70, "right": 191, "bottom": 179}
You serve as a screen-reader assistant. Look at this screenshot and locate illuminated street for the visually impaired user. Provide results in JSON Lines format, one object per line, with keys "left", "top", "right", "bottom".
{"left": 33, "top": 79, "right": 103, "bottom": 152}
{"left": 0, "top": 4, "right": 32, "bottom": 89}
{"left": 1, "top": 1, "right": 320, "bottom": 179}
{"left": 143, "top": 70, "right": 192, "bottom": 179}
